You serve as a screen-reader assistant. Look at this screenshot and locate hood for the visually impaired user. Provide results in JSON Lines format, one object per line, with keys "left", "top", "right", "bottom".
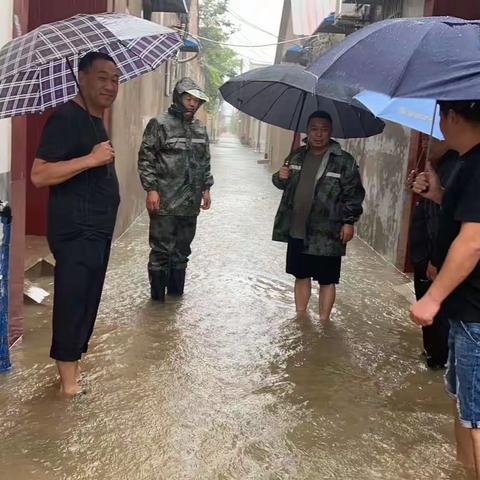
{"left": 169, "top": 77, "right": 209, "bottom": 120}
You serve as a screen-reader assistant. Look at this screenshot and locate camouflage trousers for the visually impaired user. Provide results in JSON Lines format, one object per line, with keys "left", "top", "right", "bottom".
{"left": 148, "top": 214, "right": 198, "bottom": 272}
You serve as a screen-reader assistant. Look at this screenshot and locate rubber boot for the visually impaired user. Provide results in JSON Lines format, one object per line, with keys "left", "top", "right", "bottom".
{"left": 149, "top": 269, "right": 168, "bottom": 302}
{"left": 167, "top": 269, "right": 186, "bottom": 296}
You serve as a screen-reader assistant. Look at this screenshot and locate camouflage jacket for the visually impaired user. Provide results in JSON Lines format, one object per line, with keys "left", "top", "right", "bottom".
{"left": 138, "top": 112, "right": 214, "bottom": 216}
{"left": 272, "top": 141, "right": 365, "bottom": 256}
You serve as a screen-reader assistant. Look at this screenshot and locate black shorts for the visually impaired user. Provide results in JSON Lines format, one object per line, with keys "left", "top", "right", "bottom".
{"left": 50, "top": 236, "right": 111, "bottom": 362}
{"left": 286, "top": 238, "right": 341, "bottom": 285}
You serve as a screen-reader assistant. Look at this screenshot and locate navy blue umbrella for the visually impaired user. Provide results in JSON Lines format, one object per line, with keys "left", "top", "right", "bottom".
{"left": 220, "top": 64, "right": 384, "bottom": 138}
{"left": 308, "top": 16, "right": 480, "bottom": 100}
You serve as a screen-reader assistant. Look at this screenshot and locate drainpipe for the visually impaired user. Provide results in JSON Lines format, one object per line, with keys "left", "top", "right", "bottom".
{"left": 255, "top": 121, "right": 262, "bottom": 152}
{"left": 0, "top": 201, "right": 12, "bottom": 372}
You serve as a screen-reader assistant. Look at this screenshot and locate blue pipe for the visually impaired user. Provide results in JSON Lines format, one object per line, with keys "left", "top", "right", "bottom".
{"left": 0, "top": 201, "right": 12, "bottom": 372}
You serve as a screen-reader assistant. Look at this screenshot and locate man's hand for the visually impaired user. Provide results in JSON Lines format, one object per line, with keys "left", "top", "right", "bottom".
{"left": 201, "top": 191, "right": 211, "bottom": 210}
{"left": 340, "top": 224, "right": 354, "bottom": 245}
{"left": 146, "top": 191, "right": 160, "bottom": 214}
{"left": 279, "top": 166, "right": 290, "bottom": 181}
{"left": 426, "top": 262, "right": 438, "bottom": 281}
{"left": 89, "top": 141, "right": 115, "bottom": 168}
{"left": 410, "top": 292, "right": 441, "bottom": 327}
{"left": 412, "top": 161, "right": 443, "bottom": 204}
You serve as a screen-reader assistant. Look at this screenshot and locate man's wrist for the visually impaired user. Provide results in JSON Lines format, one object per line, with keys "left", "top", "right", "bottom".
{"left": 425, "top": 288, "right": 443, "bottom": 305}
{"left": 83, "top": 154, "right": 94, "bottom": 170}
{"left": 430, "top": 188, "right": 444, "bottom": 205}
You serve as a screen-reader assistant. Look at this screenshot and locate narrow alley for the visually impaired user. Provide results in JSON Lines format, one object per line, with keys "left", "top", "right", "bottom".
{"left": 0, "top": 135, "right": 463, "bottom": 479}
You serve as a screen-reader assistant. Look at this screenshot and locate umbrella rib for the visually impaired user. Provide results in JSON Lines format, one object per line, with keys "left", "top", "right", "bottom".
{"left": 288, "top": 90, "right": 306, "bottom": 130}
{"left": 389, "top": 25, "right": 435, "bottom": 97}
{"left": 289, "top": 91, "right": 307, "bottom": 151}
{"left": 331, "top": 98, "right": 345, "bottom": 139}
{"left": 259, "top": 85, "right": 291, "bottom": 122}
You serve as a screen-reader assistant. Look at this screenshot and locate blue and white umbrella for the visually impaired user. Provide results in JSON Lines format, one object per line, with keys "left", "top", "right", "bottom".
{"left": 354, "top": 90, "right": 442, "bottom": 139}
{"left": 0, "top": 13, "right": 182, "bottom": 119}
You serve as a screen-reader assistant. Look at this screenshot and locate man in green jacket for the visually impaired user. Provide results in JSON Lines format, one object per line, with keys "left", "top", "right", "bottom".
{"left": 138, "top": 78, "right": 213, "bottom": 301}
{"left": 272, "top": 111, "right": 365, "bottom": 320}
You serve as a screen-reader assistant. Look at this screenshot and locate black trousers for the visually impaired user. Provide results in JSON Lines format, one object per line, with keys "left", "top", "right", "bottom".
{"left": 50, "top": 236, "right": 111, "bottom": 362}
{"left": 414, "top": 262, "right": 450, "bottom": 366}
{"left": 148, "top": 215, "right": 198, "bottom": 272}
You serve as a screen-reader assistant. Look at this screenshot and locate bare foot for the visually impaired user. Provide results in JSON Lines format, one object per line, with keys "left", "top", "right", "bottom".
{"left": 59, "top": 383, "right": 82, "bottom": 396}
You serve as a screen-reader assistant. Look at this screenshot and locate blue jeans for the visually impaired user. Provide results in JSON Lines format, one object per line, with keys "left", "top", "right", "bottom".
{"left": 446, "top": 320, "right": 480, "bottom": 428}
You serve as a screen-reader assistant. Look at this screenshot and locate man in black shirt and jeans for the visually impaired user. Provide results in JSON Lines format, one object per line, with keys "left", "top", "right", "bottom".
{"left": 411, "top": 101, "right": 480, "bottom": 475}
{"left": 31, "top": 52, "right": 120, "bottom": 396}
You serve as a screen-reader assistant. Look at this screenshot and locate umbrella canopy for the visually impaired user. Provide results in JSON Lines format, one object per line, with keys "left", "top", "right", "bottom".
{"left": 219, "top": 64, "right": 384, "bottom": 138}
{"left": 0, "top": 13, "right": 182, "bottom": 119}
{"left": 308, "top": 16, "right": 480, "bottom": 101}
{"left": 354, "top": 91, "right": 443, "bottom": 140}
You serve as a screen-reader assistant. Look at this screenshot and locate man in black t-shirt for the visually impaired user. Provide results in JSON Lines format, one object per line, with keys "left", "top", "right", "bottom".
{"left": 411, "top": 101, "right": 480, "bottom": 474}
{"left": 31, "top": 52, "right": 120, "bottom": 396}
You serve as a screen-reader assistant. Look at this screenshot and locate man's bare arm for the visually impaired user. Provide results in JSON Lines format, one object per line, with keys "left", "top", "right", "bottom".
{"left": 427, "top": 222, "right": 480, "bottom": 304}
{"left": 31, "top": 142, "right": 114, "bottom": 188}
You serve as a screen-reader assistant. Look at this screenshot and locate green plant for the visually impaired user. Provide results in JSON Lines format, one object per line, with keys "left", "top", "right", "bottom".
{"left": 199, "top": 0, "right": 240, "bottom": 114}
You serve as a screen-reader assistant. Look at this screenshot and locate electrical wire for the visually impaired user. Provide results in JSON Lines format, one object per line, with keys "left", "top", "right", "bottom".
{"left": 174, "top": 27, "right": 318, "bottom": 48}
{"left": 232, "top": 30, "right": 276, "bottom": 62}
{"left": 225, "top": 6, "right": 279, "bottom": 39}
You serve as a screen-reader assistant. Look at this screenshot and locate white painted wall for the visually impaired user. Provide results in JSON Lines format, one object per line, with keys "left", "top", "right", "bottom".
{"left": 0, "top": 0, "right": 13, "bottom": 200}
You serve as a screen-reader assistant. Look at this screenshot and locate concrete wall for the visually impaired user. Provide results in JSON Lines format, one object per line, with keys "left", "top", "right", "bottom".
{"left": 343, "top": 124, "right": 412, "bottom": 266}
{"left": 267, "top": 124, "right": 294, "bottom": 171}
{"left": 0, "top": 0, "right": 13, "bottom": 201}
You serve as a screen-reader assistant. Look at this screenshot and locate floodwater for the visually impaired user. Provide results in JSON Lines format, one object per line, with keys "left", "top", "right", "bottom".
{"left": 0, "top": 135, "right": 469, "bottom": 479}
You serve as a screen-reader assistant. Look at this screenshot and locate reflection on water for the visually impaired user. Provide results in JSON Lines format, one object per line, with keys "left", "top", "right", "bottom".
{"left": 0, "top": 136, "right": 468, "bottom": 479}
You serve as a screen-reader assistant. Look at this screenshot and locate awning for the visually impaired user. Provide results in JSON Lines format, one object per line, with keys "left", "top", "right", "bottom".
{"left": 180, "top": 38, "right": 199, "bottom": 53}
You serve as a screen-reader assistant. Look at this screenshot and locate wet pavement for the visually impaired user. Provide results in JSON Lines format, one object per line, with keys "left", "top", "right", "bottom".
{"left": 0, "top": 135, "right": 469, "bottom": 479}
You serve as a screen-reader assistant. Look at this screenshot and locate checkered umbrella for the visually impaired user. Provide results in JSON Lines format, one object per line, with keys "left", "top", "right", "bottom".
{"left": 0, "top": 13, "right": 182, "bottom": 119}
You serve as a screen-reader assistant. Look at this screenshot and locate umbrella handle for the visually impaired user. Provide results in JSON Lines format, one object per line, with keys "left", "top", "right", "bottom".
{"left": 289, "top": 92, "right": 307, "bottom": 156}
{"left": 414, "top": 101, "right": 438, "bottom": 172}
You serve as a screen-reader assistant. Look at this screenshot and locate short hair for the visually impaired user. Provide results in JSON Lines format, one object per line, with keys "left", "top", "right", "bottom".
{"left": 438, "top": 100, "right": 480, "bottom": 124}
{"left": 79, "top": 51, "right": 116, "bottom": 73}
{"left": 308, "top": 110, "right": 332, "bottom": 127}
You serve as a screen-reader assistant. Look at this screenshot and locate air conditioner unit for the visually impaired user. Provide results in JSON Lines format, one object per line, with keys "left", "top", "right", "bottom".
{"left": 337, "top": 2, "right": 371, "bottom": 22}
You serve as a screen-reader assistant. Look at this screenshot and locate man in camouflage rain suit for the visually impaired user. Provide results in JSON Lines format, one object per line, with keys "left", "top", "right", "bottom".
{"left": 138, "top": 78, "right": 213, "bottom": 301}
{"left": 272, "top": 111, "right": 365, "bottom": 321}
